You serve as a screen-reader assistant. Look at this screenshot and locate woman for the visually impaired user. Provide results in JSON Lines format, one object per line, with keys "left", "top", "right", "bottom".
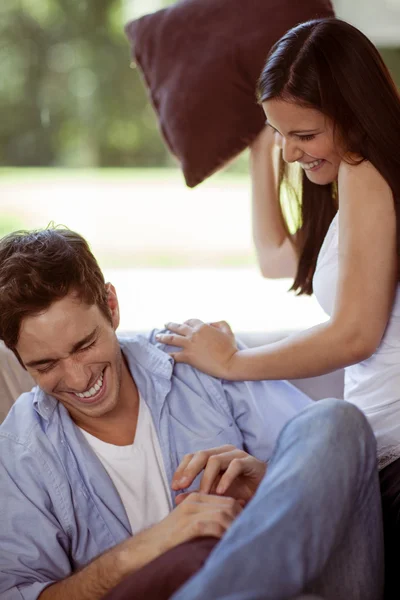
{"left": 155, "top": 17, "right": 400, "bottom": 598}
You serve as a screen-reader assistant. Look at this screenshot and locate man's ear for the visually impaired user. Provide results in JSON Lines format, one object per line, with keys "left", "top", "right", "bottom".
{"left": 105, "top": 283, "right": 120, "bottom": 331}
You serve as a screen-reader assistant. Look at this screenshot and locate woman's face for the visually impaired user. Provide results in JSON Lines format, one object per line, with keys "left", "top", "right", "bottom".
{"left": 262, "top": 99, "right": 343, "bottom": 185}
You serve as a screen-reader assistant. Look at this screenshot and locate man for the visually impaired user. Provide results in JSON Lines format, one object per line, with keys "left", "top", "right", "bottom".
{"left": 0, "top": 227, "right": 383, "bottom": 600}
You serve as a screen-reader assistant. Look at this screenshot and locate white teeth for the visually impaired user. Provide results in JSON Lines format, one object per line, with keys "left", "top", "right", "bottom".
{"left": 301, "top": 159, "right": 323, "bottom": 170}
{"left": 75, "top": 373, "right": 103, "bottom": 399}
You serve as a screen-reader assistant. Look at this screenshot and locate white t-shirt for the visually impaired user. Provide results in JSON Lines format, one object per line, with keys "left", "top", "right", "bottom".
{"left": 80, "top": 395, "right": 172, "bottom": 533}
{"left": 313, "top": 212, "right": 400, "bottom": 469}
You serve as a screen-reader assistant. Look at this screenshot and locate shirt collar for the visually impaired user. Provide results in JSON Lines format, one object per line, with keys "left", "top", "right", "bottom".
{"left": 119, "top": 335, "right": 174, "bottom": 381}
{"left": 33, "top": 334, "right": 174, "bottom": 422}
{"left": 33, "top": 385, "right": 58, "bottom": 421}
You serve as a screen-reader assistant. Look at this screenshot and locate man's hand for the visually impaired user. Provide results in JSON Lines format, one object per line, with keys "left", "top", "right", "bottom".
{"left": 39, "top": 492, "right": 241, "bottom": 600}
{"left": 172, "top": 446, "right": 267, "bottom": 507}
{"left": 150, "top": 492, "right": 242, "bottom": 554}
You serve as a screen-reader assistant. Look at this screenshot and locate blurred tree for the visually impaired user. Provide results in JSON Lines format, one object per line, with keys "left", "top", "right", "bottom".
{"left": 0, "top": 0, "right": 173, "bottom": 168}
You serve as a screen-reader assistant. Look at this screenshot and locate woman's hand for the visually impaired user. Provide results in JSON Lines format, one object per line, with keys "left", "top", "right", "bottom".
{"left": 172, "top": 445, "right": 267, "bottom": 507}
{"left": 250, "top": 123, "right": 282, "bottom": 152}
{"left": 156, "top": 318, "right": 238, "bottom": 378}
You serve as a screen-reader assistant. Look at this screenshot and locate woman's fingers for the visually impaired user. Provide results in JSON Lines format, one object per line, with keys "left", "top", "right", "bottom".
{"left": 170, "top": 351, "right": 189, "bottom": 363}
{"left": 156, "top": 318, "right": 237, "bottom": 376}
{"left": 156, "top": 321, "right": 194, "bottom": 347}
{"left": 184, "top": 318, "right": 204, "bottom": 328}
{"left": 164, "top": 322, "right": 193, "bottom": 335}
{"left": 210, "top": 320, "right": 233, "bottom": 336}
{"left": 155, "top": 332, "right": 188, "bottom": 348}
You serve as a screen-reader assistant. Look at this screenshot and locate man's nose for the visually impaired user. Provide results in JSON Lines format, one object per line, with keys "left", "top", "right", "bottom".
{"left": 282, "top": 138, "right": 303, "bottom": 164}
{"left": 61, "top": 361, "right": 91, "bottom": 392}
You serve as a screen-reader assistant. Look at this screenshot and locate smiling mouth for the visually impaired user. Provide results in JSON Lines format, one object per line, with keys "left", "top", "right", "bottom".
{"left": 300, "top": 159, "right": 325, "bottom": 171}
{"left": 71, "top": 370, "right": 106, "bottom": 403}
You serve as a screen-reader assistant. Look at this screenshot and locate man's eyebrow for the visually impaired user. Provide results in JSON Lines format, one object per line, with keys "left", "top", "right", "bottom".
{"left": 265, "top": 120, "right": 319, "bottom": 136}
{"left": 25, "top": 327, "right": 99, "bottom": 368}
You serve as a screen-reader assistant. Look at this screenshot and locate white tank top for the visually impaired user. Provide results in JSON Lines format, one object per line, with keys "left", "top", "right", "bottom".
{"left": 313, "top": 212, "right": 400, "bottom": 469}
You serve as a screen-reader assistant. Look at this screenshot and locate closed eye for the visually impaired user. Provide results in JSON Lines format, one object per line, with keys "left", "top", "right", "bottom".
{"left": 37, "top": 362, "right": 57, "bottom": 374}
{"left": 36, "top": 341, "right": 96, "bottom": 373}
{"left": 78, "top": 340, "right": 97, "bottom": 353}
{"left": 297, "top": 134, "right": 316, "bottom": 141}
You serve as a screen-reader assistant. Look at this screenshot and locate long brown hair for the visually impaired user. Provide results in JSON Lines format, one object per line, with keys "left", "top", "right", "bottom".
{"left": 257, "top": 17, "right": 400, "bottom": 295}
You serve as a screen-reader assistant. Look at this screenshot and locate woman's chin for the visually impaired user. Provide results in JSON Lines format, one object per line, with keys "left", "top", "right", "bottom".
{"left": 305, "top": 169, "right": 337, "bottom": 186}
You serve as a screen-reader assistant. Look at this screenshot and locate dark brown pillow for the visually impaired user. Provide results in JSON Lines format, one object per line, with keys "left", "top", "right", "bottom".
{"left": 125, "top": 0, "right": 334, "bottom": 188}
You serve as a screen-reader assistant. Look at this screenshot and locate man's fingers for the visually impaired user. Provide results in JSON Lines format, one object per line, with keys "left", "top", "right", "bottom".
{"left": 216, "top": 457, "right": 253, "bottom": 494}
{"left": 172, "top": 453, "right": 195, "bottom": 490}
{"left": 175, "top": 492, "right": 191, "bottom": 505}
{"left": 199, "top": 450, "right": 247, "bottom": 494}
{"left": 174, "top": 451, "right": 210, "bottom": 489}
{"left": 186, "top": 492, "right": 241, "bottom": 513}
{"left": 189, "top": 519, "right": 228, "bottom": 541}
{"left": 173, "top": 446, "right": 238, "bottom": 491}
{"left": 199, "top": 459, "right": 223, "bottom": 494}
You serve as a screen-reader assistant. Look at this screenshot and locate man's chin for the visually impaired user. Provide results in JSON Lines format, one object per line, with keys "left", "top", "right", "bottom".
{"left": 55, "top": 391, "right": 118, "bottom": 419}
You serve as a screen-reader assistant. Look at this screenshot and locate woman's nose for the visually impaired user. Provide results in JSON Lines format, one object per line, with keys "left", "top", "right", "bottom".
{"left": 282, "top": 138, "right": 303, "bottom": 164}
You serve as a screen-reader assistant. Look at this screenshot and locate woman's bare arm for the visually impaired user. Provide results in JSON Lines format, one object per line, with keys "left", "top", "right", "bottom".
{"left": 250, "top": 126, "right": 298, "bottom": 279}
{"left": 159, "top": 161, "right": 397, "bottom": 381}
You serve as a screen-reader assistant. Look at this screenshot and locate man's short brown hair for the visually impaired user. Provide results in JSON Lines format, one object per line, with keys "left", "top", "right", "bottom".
{"left": 0, "top": 227, "right": 112, "bottom": 351}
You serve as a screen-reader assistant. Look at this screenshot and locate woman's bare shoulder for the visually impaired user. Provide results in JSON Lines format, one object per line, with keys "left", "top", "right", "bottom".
{"left": 339, "top": 158, "right": 392, "bottom": 197}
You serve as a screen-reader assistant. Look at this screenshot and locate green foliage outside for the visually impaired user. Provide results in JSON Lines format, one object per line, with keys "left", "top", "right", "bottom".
{"left": 0, "top": 0, "right": 175, "bottom": 169}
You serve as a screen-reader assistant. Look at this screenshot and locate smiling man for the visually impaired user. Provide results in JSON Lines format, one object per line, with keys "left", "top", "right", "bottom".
{"left": 0, "top": 227, "right": 383, "bottom": 600}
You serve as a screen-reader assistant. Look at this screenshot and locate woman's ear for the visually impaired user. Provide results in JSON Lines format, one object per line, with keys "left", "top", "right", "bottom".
{"left": 105, "top": 283, "right": 120, "bottom": 330}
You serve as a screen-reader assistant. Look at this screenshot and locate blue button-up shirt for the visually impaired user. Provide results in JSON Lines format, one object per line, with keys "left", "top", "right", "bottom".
{"left": 0, "top": 332, "right": 310, "bottom": 600}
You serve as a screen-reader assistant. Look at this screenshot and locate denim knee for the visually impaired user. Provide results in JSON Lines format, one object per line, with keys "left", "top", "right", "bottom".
{"left": 313, "top": 398, "right": 375, "bottom": 446}
{"left": 281, "top": 397, "right": 377, "bottom": 462}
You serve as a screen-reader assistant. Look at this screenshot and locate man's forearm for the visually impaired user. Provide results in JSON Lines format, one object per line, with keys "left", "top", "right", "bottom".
{"left": 39, "top": 529, "right": 163, "bottom": 600}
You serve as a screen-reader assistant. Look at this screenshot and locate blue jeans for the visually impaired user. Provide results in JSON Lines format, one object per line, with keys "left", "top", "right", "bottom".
{"left": 172, "top": 399, "right": 384, "bottom": 600}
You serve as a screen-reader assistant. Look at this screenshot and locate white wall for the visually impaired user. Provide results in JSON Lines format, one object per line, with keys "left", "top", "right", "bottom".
{"left": 124, "top": 1, "right": 400, "bottom": 46}
{"left": 332, "top": 0, "right": 400, "bottom": 45}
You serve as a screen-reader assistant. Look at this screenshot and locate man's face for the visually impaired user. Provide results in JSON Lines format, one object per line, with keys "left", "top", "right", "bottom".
{"left": 16, "top": 289, "right": 123, "bottom": 425}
